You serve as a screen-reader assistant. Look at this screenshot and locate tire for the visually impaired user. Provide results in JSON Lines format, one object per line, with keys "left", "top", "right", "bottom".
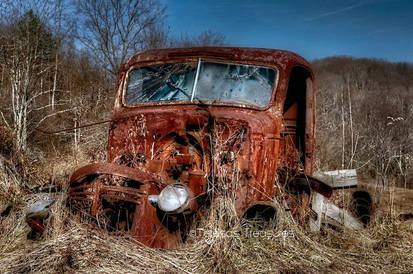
{"left": 349, "top": 190, "right": 372, "bottom": 225}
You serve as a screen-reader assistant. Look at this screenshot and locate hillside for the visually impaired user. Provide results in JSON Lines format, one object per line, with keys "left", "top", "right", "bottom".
{"left": 313, "top": 57, "right": 413, "bottom": 187}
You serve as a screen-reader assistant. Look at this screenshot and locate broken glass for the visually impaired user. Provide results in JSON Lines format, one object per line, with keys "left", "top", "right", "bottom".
{"left": 126, "top": 62, "right": 197, "bottom": 104}
{"left": 125, "top": 61, "right": 276, "bottom": 107}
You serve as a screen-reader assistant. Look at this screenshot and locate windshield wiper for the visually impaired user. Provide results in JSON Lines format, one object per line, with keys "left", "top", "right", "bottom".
{"left": 165, "top": 79, "right": 191, "bottom": 99}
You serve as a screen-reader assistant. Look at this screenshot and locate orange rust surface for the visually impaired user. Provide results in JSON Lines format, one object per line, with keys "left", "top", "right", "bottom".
{"left": 68, "top": 47, "right": 319, "bottom": 248}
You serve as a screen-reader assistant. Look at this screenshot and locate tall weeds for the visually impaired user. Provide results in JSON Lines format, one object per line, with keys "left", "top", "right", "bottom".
{"left": 0, "top": 153, "right": 412, "bottom": 273}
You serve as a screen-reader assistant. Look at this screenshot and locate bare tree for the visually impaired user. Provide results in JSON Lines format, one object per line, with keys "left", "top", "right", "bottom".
{"left": 0, "top": 0, "right": 74, "bottom": 152}
{"left": 0, "top": 10, "right": 58, "bottom": 151}
{"left": 141, "top": 23, "right": 170, "bottom": 50}
{"left": 76, "top": 0, "right": 166, "bottom": 76}
{"left": 171, "top": 30, "right": 227, "bottom": 48}
{"left": 49, "top": 0, "right": 75, "bottom": 111}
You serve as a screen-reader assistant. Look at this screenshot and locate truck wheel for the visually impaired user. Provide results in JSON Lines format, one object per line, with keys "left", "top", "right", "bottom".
{"left": 349, "top": 190, "right": 372, "bottom": 225}
{"left": 242, "top": 203, "right": 277, "bottom": 229}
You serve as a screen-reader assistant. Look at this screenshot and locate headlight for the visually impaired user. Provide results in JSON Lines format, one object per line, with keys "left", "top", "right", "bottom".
{"left": 149, "top": 184, "right": 190, "bottom": 213}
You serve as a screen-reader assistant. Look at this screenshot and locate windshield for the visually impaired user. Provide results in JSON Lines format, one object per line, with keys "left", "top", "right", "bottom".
{"left": 125, "top": 60, "right": 276, "bottom": 107}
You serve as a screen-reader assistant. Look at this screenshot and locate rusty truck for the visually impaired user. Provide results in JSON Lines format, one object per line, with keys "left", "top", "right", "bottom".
{"left": 28, "top": 47, "right": 372, "bottom": 248}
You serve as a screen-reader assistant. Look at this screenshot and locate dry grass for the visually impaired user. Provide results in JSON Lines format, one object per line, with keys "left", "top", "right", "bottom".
{"left": 0, "top": 158, "right": 412, "bottom": 273}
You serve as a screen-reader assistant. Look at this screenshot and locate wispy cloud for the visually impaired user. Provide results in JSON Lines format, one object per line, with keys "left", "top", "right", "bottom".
{"left": 305, "top": 2, "right": 366, "bottom": 22}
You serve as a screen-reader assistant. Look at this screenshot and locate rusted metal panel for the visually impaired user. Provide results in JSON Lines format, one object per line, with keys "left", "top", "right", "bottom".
{"left": 305, "top": 78, "right": 315, "bottom": 175}
{"left": 69, "top": 162, "right": 164, "bottom": 185}
{"left": 67, "top": 47, "right": 322, "bottom": 248}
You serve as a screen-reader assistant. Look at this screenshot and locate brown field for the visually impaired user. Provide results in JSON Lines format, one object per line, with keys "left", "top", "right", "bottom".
{"left": 0, "top": 156, "right": 412, "bottom": 273}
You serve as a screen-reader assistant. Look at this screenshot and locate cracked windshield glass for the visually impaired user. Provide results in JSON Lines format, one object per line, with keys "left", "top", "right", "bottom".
{"left": 125, "top": 61, "right": 276, "bottom": 107}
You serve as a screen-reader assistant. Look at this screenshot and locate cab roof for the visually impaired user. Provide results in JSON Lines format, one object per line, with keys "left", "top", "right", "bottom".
{"left": 120, "top": 47, "right": 312, "bottom": 74}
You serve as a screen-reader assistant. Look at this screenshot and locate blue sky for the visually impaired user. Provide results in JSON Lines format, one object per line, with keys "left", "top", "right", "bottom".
{"left": 160, "top": 0, "right": 413, "bottom": 62}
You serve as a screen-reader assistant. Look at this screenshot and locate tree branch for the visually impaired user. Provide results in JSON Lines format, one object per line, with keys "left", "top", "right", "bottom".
{"left": 35, "top": 108, "right": 73, "bottom": 128}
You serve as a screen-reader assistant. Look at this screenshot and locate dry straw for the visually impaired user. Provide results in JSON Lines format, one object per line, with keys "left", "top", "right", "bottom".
{"left": 0, "top": 158, "right": 412, "bottom": 273}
